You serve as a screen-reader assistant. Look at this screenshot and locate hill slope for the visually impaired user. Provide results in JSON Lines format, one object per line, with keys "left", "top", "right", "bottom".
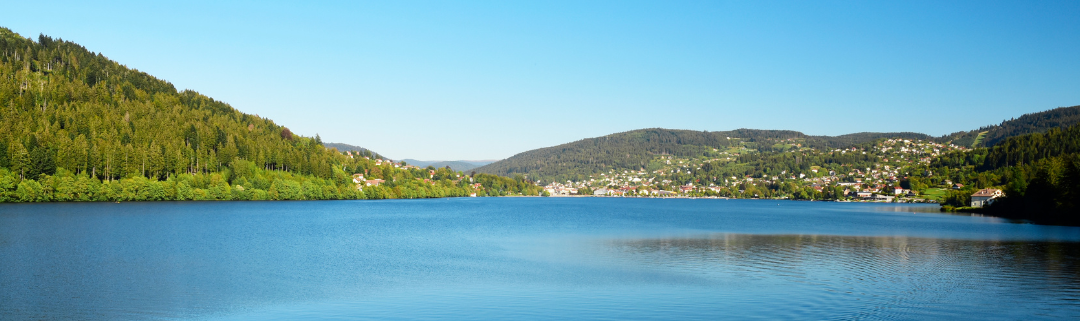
{"left": 473, "top": 128, "right": 934, "bottom": 182}
{"left": 0, "top": 27, "right": 341, "bottom": 180}
{"left": 0, "top": 27, "right": 540, "bottom": 201}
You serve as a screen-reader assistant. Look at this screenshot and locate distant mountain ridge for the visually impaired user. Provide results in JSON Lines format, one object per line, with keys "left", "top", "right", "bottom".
{"left": 401, "top": 159, "right": 495, "bottom": 172}
{"left": 473, "top": 105, "right": 1080, "bottom": 182}
{"left": 324, "top": 143, "right": 385, "bottom": 159}
{"left": 322, "top": 144, "right": 495, "bottom": 172}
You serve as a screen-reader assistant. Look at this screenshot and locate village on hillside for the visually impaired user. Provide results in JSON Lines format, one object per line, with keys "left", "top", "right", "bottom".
{"left": 536, "top": 138, "right": 1000, "bottom": 205}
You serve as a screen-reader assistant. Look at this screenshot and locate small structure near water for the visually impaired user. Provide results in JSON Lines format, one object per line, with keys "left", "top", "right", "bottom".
{"left": 970, "top": 188, "right": 1003, "bottom": 208}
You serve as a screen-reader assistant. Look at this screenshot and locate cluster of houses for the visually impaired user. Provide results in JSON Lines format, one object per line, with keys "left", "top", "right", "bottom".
{"left": 592, "top": 187, "right": 680, "bottom": 196}
{"left": 351, "top": 174, "right": 384, "bottom": 189}
{"left": 542, "top": 183, "right": 578, "bottom": 196}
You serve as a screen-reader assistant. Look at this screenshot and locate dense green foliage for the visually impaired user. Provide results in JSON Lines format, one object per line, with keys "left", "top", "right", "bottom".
{"left": 985, "top": 155, "right": 1080, "bottom": 224}
{"left": 0, "top": 27, "right": 540, "bottom": 201}
{"left": 718, "top": 149, "right": 880, "bottom": 179}
{"left": 0, "top": 162, "right": 541, "bottom": 201}
{"left": 471, "top": 173, "right": 542, "bottom": 197}
{"left": 981, "top": 125, "right": 1080, "bottom": 170}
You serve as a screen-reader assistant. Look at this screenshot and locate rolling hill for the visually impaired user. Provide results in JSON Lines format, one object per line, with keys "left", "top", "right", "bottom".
{"left": 472, "top": 128, "right": 936, "bottom": 183}
{"left": 474, "top": 105, "right": 1080, "bottom": 183}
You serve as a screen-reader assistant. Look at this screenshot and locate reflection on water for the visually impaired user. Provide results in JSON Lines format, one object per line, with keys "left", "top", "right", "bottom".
{"left": 603, "top": 234, "right": 1080, "bottom": 319}
{"left": 2, "top": 198, "right": 1079, "bottom": 320}
{"left": 868, "top": 205, "right": 946, "bottom": 213}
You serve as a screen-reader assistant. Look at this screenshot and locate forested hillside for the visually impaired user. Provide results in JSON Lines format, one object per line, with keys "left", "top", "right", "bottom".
{"left": 0, "top": 27, "right": 540, "bottom": 201}
{"left": 474, "top": 128, "right": 935, "bottom": 182}
{"left": 939, "top": 105, "right": 1080, "bottom": 148}
{"left": 0, "top": 28, "right": 334, "bottom": 180}
{"left": 980, "top": 105, "right": 1080, "bottom": 147}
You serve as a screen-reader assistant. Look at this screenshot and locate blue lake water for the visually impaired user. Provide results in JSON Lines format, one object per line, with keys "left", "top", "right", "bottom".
{"left": 2, "top": 198, "right": 1079, "bottom": 320}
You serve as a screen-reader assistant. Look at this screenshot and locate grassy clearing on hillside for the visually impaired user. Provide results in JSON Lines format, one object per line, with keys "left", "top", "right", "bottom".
{"left": 971, "top": 131, "right": 988, "bottom": 147}
{"left": 921, "top": 188, "right": 948, "bottom": 201}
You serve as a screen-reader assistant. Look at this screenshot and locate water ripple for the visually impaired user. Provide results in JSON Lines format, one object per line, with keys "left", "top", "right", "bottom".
{"left": 599, "top": 234, "right": 1080, "bottom": 320}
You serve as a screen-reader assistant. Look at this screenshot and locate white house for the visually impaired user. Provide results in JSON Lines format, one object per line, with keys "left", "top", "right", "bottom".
{"left": 970, "top": 188, "right": 1003, "bottom": 208}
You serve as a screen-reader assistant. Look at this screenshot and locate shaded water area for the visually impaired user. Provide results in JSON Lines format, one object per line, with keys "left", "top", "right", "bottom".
{"left": 1, "top": 198, "right": 1078, "bottom": 320}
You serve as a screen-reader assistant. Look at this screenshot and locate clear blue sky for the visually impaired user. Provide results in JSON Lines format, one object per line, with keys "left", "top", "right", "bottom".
{"left": 3, "top": 1, "right": 1078, "bottom": 160}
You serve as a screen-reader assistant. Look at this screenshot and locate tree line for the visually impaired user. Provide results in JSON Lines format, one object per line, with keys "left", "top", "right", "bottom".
{"left": 939, "top": 105, "right": 1080, "bottom": 148}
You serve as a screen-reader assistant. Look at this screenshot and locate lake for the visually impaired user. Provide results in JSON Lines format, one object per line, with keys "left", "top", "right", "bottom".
{"left": 1, "top": 198, "right": 1079, "bottom": 320}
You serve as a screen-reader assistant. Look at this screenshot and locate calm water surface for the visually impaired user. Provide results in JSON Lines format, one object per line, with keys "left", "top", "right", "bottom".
{"left": 1, "top": 198, "right": 1079, "bottom": 320}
